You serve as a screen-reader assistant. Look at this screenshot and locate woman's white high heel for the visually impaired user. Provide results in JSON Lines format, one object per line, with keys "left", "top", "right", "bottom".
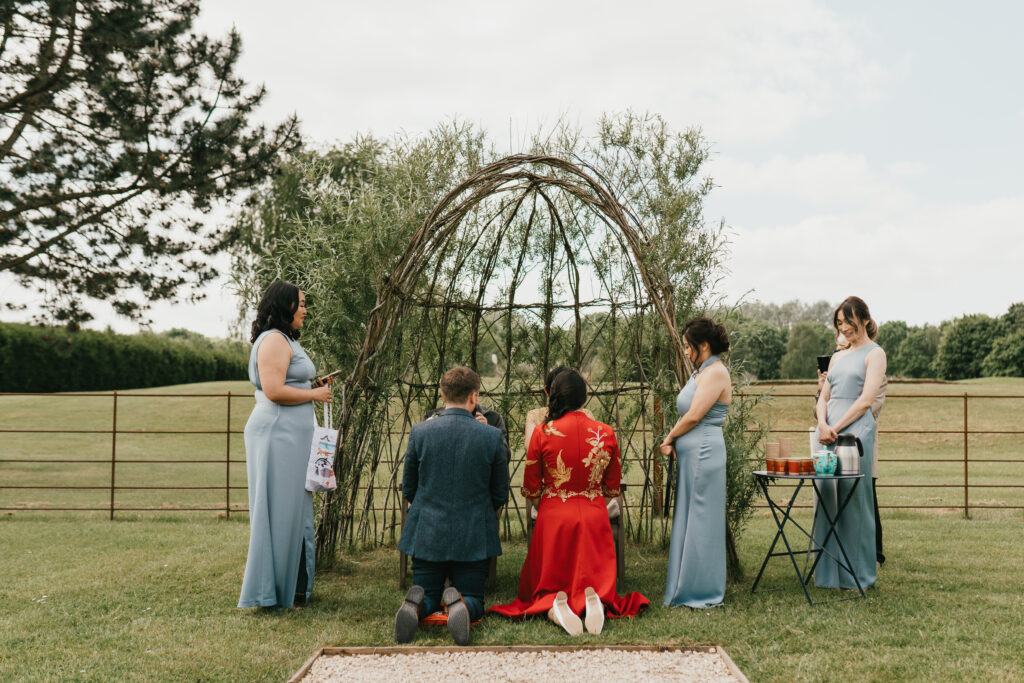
{"left": 548, "top": 591, "right": 583, "bottom": 636}
{"left": 584, "top": 586, "right": 604, "bottom": 634}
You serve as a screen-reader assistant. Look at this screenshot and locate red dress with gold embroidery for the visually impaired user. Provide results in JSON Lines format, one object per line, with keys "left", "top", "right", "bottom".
{"left": 489, "top": 410, "right": 649, "bottom": 619}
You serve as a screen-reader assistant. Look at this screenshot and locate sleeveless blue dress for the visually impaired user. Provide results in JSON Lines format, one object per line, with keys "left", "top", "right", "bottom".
{"left": 664, "top": 355, "right": 729, "bottom": 608}
{"left": 812, "top": 342, "right": 879, "bottom": 589}
{"left": 238, "top": 330, "right": 317, "bottom": 608}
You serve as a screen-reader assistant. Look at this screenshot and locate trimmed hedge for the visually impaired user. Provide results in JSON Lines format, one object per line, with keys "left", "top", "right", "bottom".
{"left": 0, "top": 322, "right": 248, "bottom": 392}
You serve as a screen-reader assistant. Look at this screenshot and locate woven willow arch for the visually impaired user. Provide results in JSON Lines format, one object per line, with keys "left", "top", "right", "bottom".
{"left": 318, "top": 153, "right": 692, "bottom": 561}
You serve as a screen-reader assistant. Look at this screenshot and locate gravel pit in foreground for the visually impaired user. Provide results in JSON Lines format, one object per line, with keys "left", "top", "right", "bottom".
{"left": 292, "top": 646, "right": 747, "bottom": 682}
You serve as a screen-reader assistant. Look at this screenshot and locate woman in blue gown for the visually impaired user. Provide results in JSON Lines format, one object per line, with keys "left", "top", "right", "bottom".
{"left": 660, "top": 318, "right": 732, "bottom": 608}
{"left": 238, "top": 281, "right": 333, "bottom": 609}
{"left": 813, "top": 296, "right": 887, "bottom": 590}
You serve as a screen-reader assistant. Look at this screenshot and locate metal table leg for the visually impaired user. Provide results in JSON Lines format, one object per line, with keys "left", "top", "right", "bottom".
{"left": 751, "top": 477, "right": 806, "bottom": 594}
{"left": 752, "top": 473, "right": 867, "bottom": 606}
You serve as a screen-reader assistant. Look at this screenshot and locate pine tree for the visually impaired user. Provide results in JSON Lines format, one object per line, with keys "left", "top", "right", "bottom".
{"left": 0, "top": 1, "right": 300, "bottom": 322}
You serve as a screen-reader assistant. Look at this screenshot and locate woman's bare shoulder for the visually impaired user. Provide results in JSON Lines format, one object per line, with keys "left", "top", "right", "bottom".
{"left": 257, "top": 330, "right": 292, "bottom": 356}
{"left": 866, "top": 344, "right": 888, "bottom": 369}
{"left": 707, "top": 360, "right": 731, "bottom": 381}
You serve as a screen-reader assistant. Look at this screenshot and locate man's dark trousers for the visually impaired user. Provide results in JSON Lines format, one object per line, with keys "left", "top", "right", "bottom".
{"left": 398, "top": 406, "right": 509, "bottom": 623}
{"left": 412, "top": 557, "right": 489, "bottom": 620}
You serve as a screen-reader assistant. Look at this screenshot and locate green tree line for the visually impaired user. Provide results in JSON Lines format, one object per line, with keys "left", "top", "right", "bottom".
{"left": 728, "top": 300, "right": 1024, "bottom": 380}
{"left": 0, "top": 322, "right": 247, "bottom": 391}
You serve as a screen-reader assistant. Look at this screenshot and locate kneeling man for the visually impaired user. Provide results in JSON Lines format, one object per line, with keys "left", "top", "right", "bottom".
{"left": 395, "top": 366, "right": 509, "bottom": 645}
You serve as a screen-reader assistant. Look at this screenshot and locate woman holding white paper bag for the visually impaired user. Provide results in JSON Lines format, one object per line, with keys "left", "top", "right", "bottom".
{"left": 239, "top": 280, "right": 332, "bottom": 609}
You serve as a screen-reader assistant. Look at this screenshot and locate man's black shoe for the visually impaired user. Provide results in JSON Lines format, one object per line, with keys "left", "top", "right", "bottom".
{"left": 394, "top": 585, "right": 425, "bottom": 643}
{"left": 443, "top": 586, "right": 471, "bottom": 646}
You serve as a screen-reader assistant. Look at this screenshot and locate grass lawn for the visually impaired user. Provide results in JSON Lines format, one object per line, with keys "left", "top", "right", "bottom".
{"left": 1, "top": 511, "right": 1023, "bottom": 681}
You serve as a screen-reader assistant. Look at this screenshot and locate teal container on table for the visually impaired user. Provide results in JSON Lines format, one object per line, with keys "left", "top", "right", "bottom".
{"left": 812, "top": 449, "right": 837, "bottom": 476}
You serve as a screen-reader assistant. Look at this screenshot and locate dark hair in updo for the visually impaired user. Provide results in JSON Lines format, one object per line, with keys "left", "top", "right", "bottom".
{"left": 250, "top": 280, "right": 301, "bottom": 343}
{"left": 543, "top": 365, "right": 571, "bottom": 394}
{"left": 682, "top": 317, "right": 730, "bottom": 354}
{"left": 833, "top": 296, "right": 878, "bottom": 340}
{"left": 545, "top": 369, "right": 587, "bottom": 423}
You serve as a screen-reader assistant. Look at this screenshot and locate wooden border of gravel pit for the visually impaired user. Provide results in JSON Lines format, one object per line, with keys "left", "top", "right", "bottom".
{"left": 288, "top": 645, "right": 749, "bottom": 683}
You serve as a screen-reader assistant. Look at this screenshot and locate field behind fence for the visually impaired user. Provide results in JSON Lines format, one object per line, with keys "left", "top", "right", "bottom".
{"left": 2, "top": 378, "right": 1023, "bottom": 526}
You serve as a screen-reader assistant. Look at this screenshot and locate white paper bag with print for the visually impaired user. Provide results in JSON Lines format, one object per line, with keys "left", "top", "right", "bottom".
{"left": 305, "top": 403, "right": 338, "bottom": 492}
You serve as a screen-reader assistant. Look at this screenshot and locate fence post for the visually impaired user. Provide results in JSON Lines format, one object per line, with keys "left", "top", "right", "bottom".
{"left": 226, "top": 391, "right": 232, "bottom": 519}
{"left": 963, "top": 392, "right": 969, "bottom": 519}
{"left": 110, "top": 391, "right": 118, "bottom": 520}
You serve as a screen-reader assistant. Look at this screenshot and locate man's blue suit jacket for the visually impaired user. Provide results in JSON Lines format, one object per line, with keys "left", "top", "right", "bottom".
{"left": 398, "top": 407, "right": 509, "bottom": 562}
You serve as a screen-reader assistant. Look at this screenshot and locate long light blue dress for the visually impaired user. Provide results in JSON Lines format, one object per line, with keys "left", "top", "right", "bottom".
{"left": 812, "top": 342, "right": 879, "bottom": 590}
{"left": 238, "top": 329, "right": 317, "bottom": 608}
{"left": 664, "top": 355, "right": 729, "bottom": 608}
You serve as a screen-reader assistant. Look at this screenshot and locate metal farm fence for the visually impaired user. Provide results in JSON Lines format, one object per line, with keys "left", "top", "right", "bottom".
{"left": 1, "top": 390, "right": 1022, "bottom": 520}
{"left": 0, "top": 391, "right": 245, "bottom": 518}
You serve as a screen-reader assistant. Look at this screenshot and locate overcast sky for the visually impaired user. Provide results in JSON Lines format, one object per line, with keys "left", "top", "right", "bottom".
{"left": 5, "top": 0, "right": 1022, "bottom": 335}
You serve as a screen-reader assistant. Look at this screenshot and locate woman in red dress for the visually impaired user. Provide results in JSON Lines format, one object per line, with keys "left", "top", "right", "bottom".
{"left": 489, "top": 370, "right": 649, "bottom": 634}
